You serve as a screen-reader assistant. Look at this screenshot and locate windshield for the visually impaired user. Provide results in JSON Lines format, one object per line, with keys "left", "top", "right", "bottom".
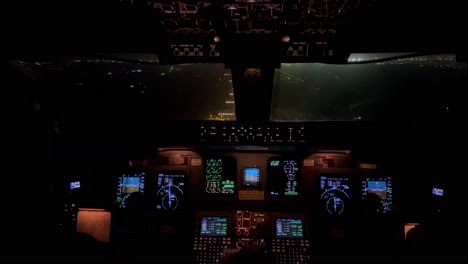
{"left": 16, "top": 60, "right": 236, "bottom": 121}
{"left": 14, "top": 54, "right": 467, "bottom": 123}
{"left": 271, "top": 54, "right": 467, "bottom": 122}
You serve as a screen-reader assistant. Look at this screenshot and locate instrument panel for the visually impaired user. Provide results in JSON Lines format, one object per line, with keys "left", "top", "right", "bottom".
{"left": 108, "top": 150, "right": 398, "bottom": 263}
{"left": 114, "top": 151, "right": 392, "bottom": 217}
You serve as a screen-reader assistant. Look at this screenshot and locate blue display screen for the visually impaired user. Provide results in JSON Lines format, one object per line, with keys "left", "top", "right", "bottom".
{"left": 70, "top": 181, "right": 80, "bottom": 190}
{"left": 367, "top": 181, "right": 387, "bottom": 199}
{"left": 242, "top": 167, "right": 260, "bottom": 187}
{"left": 432, "top": 187, "right": 444, "bottom": 196}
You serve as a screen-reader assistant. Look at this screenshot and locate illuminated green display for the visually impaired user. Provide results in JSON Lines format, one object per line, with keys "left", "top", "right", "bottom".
{"left": 204, "top": 157, "right": 237, "bottom": 194}
{"left": 268, "top": 158, "right": 300, "bottom": 196}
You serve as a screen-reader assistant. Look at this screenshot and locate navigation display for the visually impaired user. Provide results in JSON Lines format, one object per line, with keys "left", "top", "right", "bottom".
{"left": 116, "top": 173, "right": 146, "bottom": 208}
{"left": 320, "top": 175, "right": 350, "bottom": 215}
{"left": 155, "top": 171, "right": 186, "bottom": 210}
{"left": 204, "top": 157, "right": 236, "bottom": 194}
{"left": 242, "top": 167, "right": 260, "bottom": 187}
{"left": 362, "top": 177, "right": 393, "bottom": 213}
{"left": 275, "top": 218, "right": 304, "bottom": 238}
{"left": 200, "top": 216, "right": 228, "bottom": 237}
{"left": 267, "top": 158, "right": 300, "bottom": 196}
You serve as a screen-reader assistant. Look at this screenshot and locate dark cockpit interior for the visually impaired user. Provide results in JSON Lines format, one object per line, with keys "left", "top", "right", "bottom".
{"left": 8, "top": 0, "right": 468, "bottom": 262}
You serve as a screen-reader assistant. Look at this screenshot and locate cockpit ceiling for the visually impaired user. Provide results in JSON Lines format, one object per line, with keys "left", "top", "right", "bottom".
{"left": 8, "top": 1, "right": 466, "bottom": 62}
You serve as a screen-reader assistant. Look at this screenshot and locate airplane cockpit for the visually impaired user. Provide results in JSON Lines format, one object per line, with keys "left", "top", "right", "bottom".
{"left": 8, "top": 0, "right": 468, "bottom": 262}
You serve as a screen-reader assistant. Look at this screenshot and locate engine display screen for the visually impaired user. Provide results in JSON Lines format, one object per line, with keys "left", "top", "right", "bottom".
{"left": 268, "top": 158, "right": 300, "bottom": 196}
{"left": 200, "top": 216, "right": 228, "bottom": 237}
{"left": 116, "top": 173, "right": 146, "bottom": 208}
{"left": 320, "top": 175, "right": 350, "bottom": 215}
{"left": 155, "top": 171, "right": 186, "bottom": 211}
{"left": 242, "top": 167, "right": 260, "bottom": 187}
{"left": 275, "top": 218, "right": 304, "bottom": 238}
{"left": 362, "top": 177, "right": 393, "bottom": 213}
{"left": 204, "top": 157, "right": 236, "bottom": 194}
